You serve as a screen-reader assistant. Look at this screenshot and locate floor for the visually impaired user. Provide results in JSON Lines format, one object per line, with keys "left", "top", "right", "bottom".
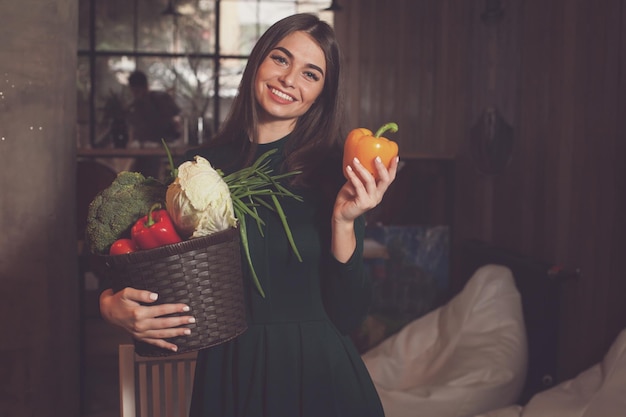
{"left": 82, "top": 285, "right": 133, "bottom": 417}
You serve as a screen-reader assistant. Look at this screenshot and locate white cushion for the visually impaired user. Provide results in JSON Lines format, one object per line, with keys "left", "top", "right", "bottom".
{"left": 479, "top": 327, "right": 626, "bottom": 417}
{"left": 362, "top": 265, "right": 528, "bottom": 417}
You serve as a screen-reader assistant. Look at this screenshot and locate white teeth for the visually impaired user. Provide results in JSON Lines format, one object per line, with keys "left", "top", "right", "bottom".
{"left": 271, "top": 88, "right": 294, "bottom": 102}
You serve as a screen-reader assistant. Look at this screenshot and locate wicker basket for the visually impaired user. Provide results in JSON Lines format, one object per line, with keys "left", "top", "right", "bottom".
{"left": 101, "top": 227, "right": 248, "bottom": 357}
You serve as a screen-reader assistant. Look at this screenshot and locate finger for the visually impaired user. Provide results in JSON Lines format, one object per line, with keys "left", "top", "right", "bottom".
{"left": 139, "top": 337, "right": 181, "bottom": 352}
{"left": 127, "top": 306, "right": 193, "bottom": 333}
{"left": 134, "top": 314, "right": 196, "bottom": 334}
{"left": 373, "top": 156, "right": 391, "bottom": 182}
{"left": 143, "top": 302, "right": 193, "bottom": 318}
{"left": 134, "top": 319, "right": 194, "bottom": 338}
{"left": 344, "top": 166, "right": 372, "bottom": 209}
{"left": 119, "top": 287, "right": 160, "bottom": 304}
{"left": 347, "top": 158, "right": 376, "bottom": 196}
{"left": 344, "top": 163, "right": 365, "bottom": 192}
{"left": 119, "top": 288, "right": 192, "bottom": 317}
{"left": 384, "top": 155, "right": 400, "bottom": 183}
{"left": 354, "top": 158, "right": 390, "bottom": 204}
{"left": 374, "top": 156, "right": 399, "bottom": 184}
{"left": 373, "top": 156, "right": 399, "bottom": 197}
{"left": 351, "top": 157, "right": 376, "bottom": 184}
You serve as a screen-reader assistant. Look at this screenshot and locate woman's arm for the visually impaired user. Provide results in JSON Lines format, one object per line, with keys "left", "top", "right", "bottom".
{"left": 99, "top": 288, "right": 195, "bottom": 352}
{"left": 322, "top": 155, "right": 398, "bottom": 334}
{"left": 332, "top": 155, "right": 399, "bottom": 260}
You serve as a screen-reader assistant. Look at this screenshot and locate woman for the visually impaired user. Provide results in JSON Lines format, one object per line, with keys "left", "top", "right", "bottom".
{"left": 100, "top": 13, "right": 398, "bottom": 417}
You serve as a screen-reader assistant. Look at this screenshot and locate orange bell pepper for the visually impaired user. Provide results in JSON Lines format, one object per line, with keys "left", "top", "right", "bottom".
{"left": 343, "top": 122, "right": 399, "bottom": 180}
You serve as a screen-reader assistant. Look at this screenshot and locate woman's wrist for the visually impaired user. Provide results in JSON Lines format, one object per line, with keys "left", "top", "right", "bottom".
{"left": 332, "top": 215, "right": 354, "bottom": 232}
{"left": 331, "top": 217, "right": 356, "bottom": 263}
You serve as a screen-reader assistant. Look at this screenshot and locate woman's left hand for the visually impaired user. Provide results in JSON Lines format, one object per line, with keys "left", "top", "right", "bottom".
{"left": 334, "top": 155, "right": 399, "bottom": 223}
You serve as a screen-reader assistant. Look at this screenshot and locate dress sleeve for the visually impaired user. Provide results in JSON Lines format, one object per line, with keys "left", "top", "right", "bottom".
{"left": 321, "top": 215, "right": 372, "bottom": 335}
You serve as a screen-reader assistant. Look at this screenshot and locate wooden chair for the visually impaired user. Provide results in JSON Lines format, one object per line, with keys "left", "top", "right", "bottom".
{"left": 118, "top": 344, "right": 197, "bottom": 417}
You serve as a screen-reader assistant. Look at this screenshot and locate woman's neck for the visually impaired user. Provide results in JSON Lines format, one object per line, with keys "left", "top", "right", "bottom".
{"left": 256, "top": 119, "right": 296, "bottom": 144}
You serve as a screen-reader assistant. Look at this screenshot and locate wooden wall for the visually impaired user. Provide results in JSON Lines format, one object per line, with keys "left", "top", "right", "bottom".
{"left": 335, "top": 0, "right": 626, "bottom": 381}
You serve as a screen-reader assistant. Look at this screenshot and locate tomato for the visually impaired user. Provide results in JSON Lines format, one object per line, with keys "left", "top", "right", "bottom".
{"left": 109, "top": 238, "right": 139, "bottom": 255}
{"left": 343, "top": 122, "right": 399, "bottom": 180}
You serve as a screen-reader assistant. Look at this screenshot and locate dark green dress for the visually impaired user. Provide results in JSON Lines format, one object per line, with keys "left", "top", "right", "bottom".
{"left": 187, "top": 136, "right": 384, "bottom": 417}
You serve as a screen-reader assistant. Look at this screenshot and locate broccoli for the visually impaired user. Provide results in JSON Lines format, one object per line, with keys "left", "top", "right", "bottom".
{"left": 85, "top": 171, "right": 167, "bottom": 255}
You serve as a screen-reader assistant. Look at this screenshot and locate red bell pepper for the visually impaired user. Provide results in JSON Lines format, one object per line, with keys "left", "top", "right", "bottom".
{"left": 131, "top": 203, "right": 182, "bottom": 250}
{"left": 109, "top": 238, "right": 139, "bottom": 255}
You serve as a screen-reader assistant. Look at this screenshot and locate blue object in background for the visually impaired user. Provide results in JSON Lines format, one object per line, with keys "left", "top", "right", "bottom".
{"left": 360, "top": 225, "right": 450, "bottom": 344}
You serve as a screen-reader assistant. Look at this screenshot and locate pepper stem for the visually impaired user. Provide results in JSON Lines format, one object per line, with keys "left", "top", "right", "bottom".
{"left": 145, "top": 203, "right": 162, "bottom": 228}
{"left": 374, "top": 122, "right": 399, "bottom": 138}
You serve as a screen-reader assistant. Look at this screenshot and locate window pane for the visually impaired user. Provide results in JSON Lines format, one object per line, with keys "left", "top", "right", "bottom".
{"left": 220, "top": 1, "right": 296, "bottom": 55}
{"left": 177, "top": 1, "right": 216, "bottom": 54}
{"left": 297, "top": 0, "right": 333, "bottom": 14}
{"left": 95, "top": 0, "right": 134, "bottom": 51}
{"left": 132, "top": 57, "right": 217, "bottom": 144}
{"left": 137, "top": 0, "right": 177, "bottom": 53}
{"left": 93, "top": 56, "right": 134, "bottom": 147}
{"left": 134, "top": 57, "right": 180, "bottom": 93}
{"left": 218, "top": 58, "right": 246, "bottom": 124}
{"left": 171, "top": 57, "right": 215, "bottom": 123}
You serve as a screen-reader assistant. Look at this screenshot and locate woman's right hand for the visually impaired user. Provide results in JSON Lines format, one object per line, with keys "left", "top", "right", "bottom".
{"left": 99, "top": 288, "right": 196, "bottom": 352}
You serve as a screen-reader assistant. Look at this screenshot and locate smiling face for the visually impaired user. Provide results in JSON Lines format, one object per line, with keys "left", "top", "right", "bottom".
{"left": 254, "top": 31, "right": 327, "bottom": 136}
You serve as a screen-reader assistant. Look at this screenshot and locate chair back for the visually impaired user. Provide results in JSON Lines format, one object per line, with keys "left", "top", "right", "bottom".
{"left": 118, "top": 344, "right": 197, "bottom": 417}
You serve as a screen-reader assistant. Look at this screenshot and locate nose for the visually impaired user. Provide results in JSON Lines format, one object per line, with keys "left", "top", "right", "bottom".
{"left": 278, "top": 68, "right": 295, "bottom": 88}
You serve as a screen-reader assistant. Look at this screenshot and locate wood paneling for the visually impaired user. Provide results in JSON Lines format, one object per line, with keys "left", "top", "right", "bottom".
{"left": 336, "top": 0, "right": 626, "bottom": 381}
{"left": 336, "top": 0, "right": 469, "bottom": 155}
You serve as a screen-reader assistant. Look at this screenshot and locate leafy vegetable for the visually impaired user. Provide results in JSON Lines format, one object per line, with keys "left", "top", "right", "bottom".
{"left": 166, "top": 156, "right": 238, "bottom": 239}
{"left": 165, "top": 149, "right": 302, "bottom": 297}
{"left": 86, "top": 171, "right": 167, "bottom": 255}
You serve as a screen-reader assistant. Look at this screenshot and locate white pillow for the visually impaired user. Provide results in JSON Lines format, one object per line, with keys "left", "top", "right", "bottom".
{"left": 363, "top": 265, "right": 528, "bottom": 417}
{"left": 520, "top": 327, "right": 626, "bottom": 417}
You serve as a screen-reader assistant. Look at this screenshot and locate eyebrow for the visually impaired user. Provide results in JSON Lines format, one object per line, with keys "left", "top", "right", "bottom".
{"left": 273, "top": 46, "right": 325, "bottom": 77}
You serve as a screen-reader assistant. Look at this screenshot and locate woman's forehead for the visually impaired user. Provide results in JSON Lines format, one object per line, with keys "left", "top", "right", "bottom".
{"left": 273, "top": 31, "right": 326, "bottom": 68}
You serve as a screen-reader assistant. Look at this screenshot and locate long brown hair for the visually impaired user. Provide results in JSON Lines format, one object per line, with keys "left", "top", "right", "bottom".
{"left": 208, "top": 13, "right": 345, "bottom": 187}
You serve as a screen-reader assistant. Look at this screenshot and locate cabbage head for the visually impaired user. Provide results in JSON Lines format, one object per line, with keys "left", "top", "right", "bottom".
{"left": 166, "top": 156, "right": 237, "bottom": 239}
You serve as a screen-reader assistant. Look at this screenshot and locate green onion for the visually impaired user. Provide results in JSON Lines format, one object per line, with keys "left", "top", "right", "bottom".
{"left": 223, "top": 149, "right": 302, "bottom": 297}
{"left": 162, "top": 141, "right": 301, "bottom": 298}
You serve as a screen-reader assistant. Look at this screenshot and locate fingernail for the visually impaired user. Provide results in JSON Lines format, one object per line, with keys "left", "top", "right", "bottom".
{"left": 375, "top": 156, "right": 382, "bottom": 163}
{"left": 353, "top": 157, "right": 361, "bottom": 165}
{"left": 184, "top": 329, "right": 191, "bottom": 335}
{"left": 182, "top": 305, "right": 190, "bottom": 312}
{"left": 171, "top": 346, "right": 178, "bottom": 352}
{"left": 149, "top": 293, "right": 158, "bottom": 301}
{"left": 188, "top": 317, "right": 196, "bottom": 324}
{"left": 346, "top": 165, "right": 353, "bottom": 172}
